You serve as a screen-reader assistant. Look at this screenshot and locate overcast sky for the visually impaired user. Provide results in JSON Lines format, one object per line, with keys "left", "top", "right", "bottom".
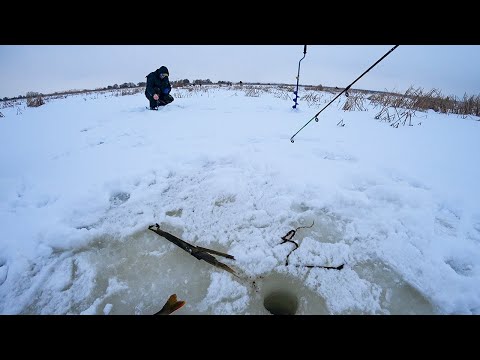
{"left": 1, "top": 45, "right": 479, "bottom": 99}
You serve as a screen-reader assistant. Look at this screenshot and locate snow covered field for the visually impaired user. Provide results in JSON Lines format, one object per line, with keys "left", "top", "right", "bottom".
{"left": 1, "top": 85, "right": 479, "bottom": 315}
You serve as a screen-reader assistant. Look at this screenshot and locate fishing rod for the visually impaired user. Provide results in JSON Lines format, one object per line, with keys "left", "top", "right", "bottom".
{"left": 292, "top": 45, "right": 307, "bottom": 109}
{"left": 290, "top": 45, "right": 399, "bottom": 143}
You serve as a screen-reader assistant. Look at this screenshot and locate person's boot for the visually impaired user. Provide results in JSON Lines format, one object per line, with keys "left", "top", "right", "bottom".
{"left": 149, "top": 99, "right": 158, "bottom": 110}
{"left": 165, "top": 94, "right": 174, "bottom": 104}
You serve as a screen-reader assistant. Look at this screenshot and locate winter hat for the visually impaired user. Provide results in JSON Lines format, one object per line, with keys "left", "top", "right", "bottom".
{"left": 158, "top": 66, "right": 169, "bottom": 76}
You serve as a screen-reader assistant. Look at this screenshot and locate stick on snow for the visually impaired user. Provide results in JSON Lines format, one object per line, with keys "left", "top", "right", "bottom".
{"left": 148, "top": 224, "right": 238, "bottom": 277}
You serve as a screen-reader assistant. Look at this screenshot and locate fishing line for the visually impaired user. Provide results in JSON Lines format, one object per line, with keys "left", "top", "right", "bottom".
{"left": 290, "top": 45, "right": 399, "bottom": 143}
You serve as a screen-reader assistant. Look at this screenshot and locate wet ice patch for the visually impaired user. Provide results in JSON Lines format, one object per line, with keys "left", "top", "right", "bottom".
{"left": 24, "top": 252, "right": 97, "bottom": 315}
{"left": 81, "top": 277, "right": 128, "bottom": 315}
{"left": 353, "top": 259, "right": 437, "bottom": 314}
{"left": 197, "top": 272, "right": 249, "bottom": 314}
{"left": 305, "top": 266, "right": 383, "bottom": 314}
{"left": 26, "top": 229, "right": 221, "bottom": 315}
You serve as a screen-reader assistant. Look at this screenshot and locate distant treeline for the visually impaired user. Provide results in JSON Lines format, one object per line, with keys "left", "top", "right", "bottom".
{"left": 2, "top": 79, "right": 252, "bottom": 101}
{"left": 2, "top": 82, "right": 478, "bottom": 119}
{"left": 3, "top": 81, "right": 478, "bottom": 120}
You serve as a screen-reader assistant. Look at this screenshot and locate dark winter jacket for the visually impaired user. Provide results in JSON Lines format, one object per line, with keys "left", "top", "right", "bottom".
{"left": 145, "top": 66, "right": 171, "bottom": 98}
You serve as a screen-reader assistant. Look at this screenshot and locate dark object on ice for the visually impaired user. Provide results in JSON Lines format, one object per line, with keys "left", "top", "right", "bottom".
{"left": 148, "top": 224, "right": 238, "bottom": 277}
{"left": 154, "top": 294, "right": 186, "bottom": 315}
{"left": 280, "top": 222, "right": 313, "bottom": 266}
{"left": 264, "top": 290, "right": 298, "bottom": 315}
{"left": 279, "top": 221, "right": 344, "bottom": 270}
{"left": 292, "top": 45, "right": 307, "bottom": 109}
{"left": 300, "top": 263, "right": 344, "bottom": 270}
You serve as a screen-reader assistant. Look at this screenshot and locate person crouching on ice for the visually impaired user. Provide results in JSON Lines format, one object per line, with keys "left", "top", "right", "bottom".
{"left": 145, "top": 66, "right": 174, "bottom": 110}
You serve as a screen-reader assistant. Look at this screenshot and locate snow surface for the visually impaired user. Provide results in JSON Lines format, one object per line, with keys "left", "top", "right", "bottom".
{"left": 0, "top": 85, "right": 479, "bottom": 314}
